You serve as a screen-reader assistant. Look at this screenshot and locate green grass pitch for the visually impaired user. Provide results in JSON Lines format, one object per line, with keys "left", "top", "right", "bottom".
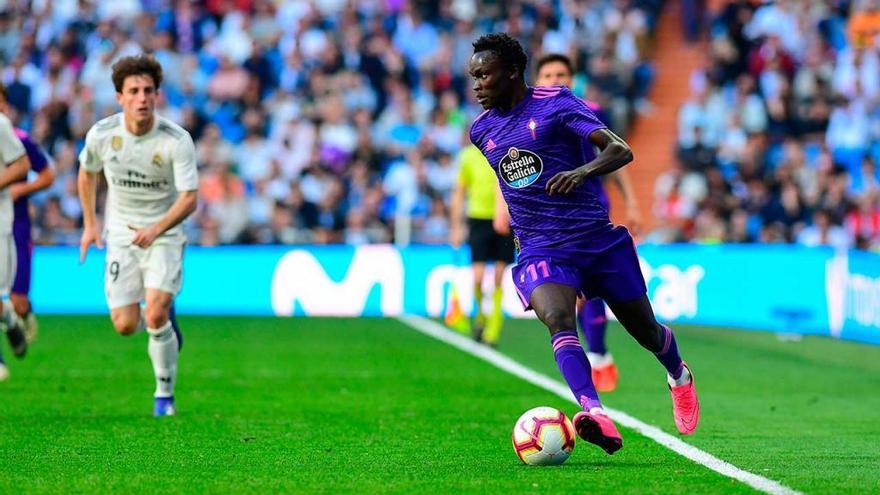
{"left": 0, "top": 315, "right": 877, "bottom": 494}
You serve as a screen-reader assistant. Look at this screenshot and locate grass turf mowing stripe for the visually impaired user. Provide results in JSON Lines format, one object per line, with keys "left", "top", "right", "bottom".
{"left": 398, "top": 315, "right": 803, "bottom": 495}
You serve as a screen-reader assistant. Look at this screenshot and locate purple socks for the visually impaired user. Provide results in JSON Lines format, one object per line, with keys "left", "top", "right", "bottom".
{"left": 578, "top": 298, "right": 608, "bottom": 355}
{"left": 551, "top": 330, "right": 601, "bottom": 410}
{"left": 655, "top": 324, "right": 684, "bottom": 379}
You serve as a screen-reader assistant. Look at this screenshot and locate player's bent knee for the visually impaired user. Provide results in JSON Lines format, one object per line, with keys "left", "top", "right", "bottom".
{"left": 112, "top": 318, "right": 140, "bottom": 336}
{"left": 540, "top": 308, "right": 576, "bottom": 333}
{"left": 144, "top": 307, "right": 169, "bottom": 329}
{"left": 110, "top": 307, "right": 141, "bottom": 336}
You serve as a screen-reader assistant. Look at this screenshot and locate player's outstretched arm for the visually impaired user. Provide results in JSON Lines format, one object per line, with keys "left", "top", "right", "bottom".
{"left": 78, "top": 168, "right": 103, "bottom": 262}
{"left": 546, "top": 129, "right": 633, "bottom": 196}
{"left": 129, "top": 190, "right": 197, "bottom": 249}
{"left": 0, "top": 154, "right": 29, "bottom": 190}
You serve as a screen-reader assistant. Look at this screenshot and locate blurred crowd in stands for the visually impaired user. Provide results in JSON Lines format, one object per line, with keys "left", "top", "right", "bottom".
{"left": 3, "top": 0, "right": 876, "bottom": 252}
{"left": 657, "top": 0, "right": 880, "bottom": 251}
{"left": 0, "top": 0, "right": 659, "bottom": 246}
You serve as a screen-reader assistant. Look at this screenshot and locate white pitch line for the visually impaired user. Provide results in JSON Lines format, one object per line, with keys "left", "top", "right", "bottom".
{"left": 398, "top": 315, "right": 802, "bottom": 495}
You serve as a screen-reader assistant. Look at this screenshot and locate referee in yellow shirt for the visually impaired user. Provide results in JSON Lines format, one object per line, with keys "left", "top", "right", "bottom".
{"left": 450, "top": 143, "right": 514, "bottom": 346}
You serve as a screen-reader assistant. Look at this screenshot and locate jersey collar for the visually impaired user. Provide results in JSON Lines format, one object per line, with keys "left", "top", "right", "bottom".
{"left": 495, "top": 87, "right": 533, "bottom": 117}
{"left": 122, "top": 116, "right": 159, "bottom": 141}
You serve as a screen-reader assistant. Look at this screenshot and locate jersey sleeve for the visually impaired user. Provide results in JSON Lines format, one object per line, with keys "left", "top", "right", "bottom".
{"left": 172, "top": 131, "right": 199, "bottom": 192}
{"left": 0, "top": 116, "right": 25, "bottom": 165}
{"left": 78, "top": 127, "right": 103, "bottom": 172}
{"left": 468, "top": 123, "right": 480, "bottom": 148}
{"left": 469, "top": 110, "right": 491, "bottom": 149}
{"left": 556, "top": 89, "right": 608, "bottom": 140}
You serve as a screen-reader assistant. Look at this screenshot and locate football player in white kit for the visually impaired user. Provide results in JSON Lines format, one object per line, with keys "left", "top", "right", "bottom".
{"left": 0, "top": 109, "right": 30, "bottom": 380}
{"left": 78, "top": 55, "right": 198, "bottom": 416}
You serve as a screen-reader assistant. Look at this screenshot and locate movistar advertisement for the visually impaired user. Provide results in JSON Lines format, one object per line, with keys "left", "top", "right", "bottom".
{"left": 30, "top": 244, "right": 879, "bottom": 345}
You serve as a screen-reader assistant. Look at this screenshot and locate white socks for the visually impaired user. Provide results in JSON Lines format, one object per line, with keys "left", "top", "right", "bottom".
{"left": 147, "top": 320, "right": 179, "bottom": 398}
{"left": 587, "top": 352, "right": 614, "bottom": 368}
{"left": 668, "top": 365, "right": 691, "bottom": 387}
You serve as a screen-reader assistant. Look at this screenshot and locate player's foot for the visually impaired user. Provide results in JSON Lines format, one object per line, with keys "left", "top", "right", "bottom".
{"left": 23, "top": 313, "right": 38, "bottom": 344}
{"left": 481, "top": 313, "right": 503, "bottom": 347}
{"left": 669, "top": 362, "right": 699, "bottom": 435}
{"left": 169, "top": 305, "right": 183, "bottom": 351}
{"left": 153, "top": 396, "right": 176, "bottom": 417}
{"left": 592, "top": 362, "right": 619, "bottom": 393}
{"left": 573, "top": 408, "right": 622, "bottom": 455}
{"left": 4, "top": 316, "right": 27, "bottom": 358}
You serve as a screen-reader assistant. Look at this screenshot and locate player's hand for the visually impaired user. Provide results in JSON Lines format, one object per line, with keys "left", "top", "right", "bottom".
{"left": 546, "top": 169, "right": 587, "bottom": 195}
{"left": 129, "top": 224, "right": 161, "bottom": 248}
{"left": 625, "top": 204, "right": 642, "bottom": 236}
{"left": 79, "top": 226, "right": 104, "bottom": 263}
{"left": 493, "top": 216, "right": 510, "bottom": 235}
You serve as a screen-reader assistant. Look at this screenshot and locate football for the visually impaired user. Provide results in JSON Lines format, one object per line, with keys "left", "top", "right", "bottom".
{"left": 512, "top": 406, "right": 576, "bottom": 465}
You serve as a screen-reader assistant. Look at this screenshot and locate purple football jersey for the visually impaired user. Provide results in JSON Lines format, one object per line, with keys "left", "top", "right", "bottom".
{"left": 469, "top": 86, "right": 621, "bottom": 256}
{"left": 12, "top": 128, "right": 49, "bottom": 229}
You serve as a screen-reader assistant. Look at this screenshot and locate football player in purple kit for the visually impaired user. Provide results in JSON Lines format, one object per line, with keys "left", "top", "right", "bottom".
{"left": 533, "top": 53, "right": 642, "bottom": 393}
{"left": 468, "top": 33, "right": 699, "bottom": 454}
{"left": 0, "top": 85, "right": 56, "bottom": 344}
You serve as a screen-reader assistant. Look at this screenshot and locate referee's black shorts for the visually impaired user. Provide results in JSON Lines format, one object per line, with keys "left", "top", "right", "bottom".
{"left": 468, "top": 218, "right": 515, "bottom": 264}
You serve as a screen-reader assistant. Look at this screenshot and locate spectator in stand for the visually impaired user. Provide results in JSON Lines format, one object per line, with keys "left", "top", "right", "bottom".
{"left": 1, "top": 0, "right": 662, "bottom": 247}
{"left": 657, "top": 0, "right": 880, "bottom": 252}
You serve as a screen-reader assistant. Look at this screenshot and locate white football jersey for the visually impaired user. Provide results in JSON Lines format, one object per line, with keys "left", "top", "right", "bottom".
{"left": 79, "top": 113, "right": 198, "bottom": 245}
{"left": 0, "top": 113, "right": 26, "bottom": 234}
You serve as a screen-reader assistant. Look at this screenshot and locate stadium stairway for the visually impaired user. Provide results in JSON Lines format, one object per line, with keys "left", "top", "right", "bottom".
{"left": 607, "top": 2, "right": 706, "bottom": 235}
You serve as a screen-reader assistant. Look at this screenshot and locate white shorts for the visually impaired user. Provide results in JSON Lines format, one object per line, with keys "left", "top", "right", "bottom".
{"left": 105, "top": 243, "right": 184, "bottom": 309}
{"left": 0, "top": 234, "right": 14, "bottom": 296}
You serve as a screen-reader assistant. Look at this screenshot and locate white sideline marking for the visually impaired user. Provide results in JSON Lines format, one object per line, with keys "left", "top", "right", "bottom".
{"left": 398, "top": 315, "right": 802, "bottom": 495}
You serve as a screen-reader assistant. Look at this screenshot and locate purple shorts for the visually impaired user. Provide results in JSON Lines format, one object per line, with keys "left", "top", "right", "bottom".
{"left": 511, "top": 230, "right": 647, "bottom": 310}
{"left": 11, "top": 223, "right": 31, "bottom": 295}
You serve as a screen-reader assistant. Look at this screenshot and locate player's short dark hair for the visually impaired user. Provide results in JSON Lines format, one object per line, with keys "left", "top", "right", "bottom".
{"left": 535, "top": 53, "right": 574, "bottom": 77}
{"left": 0, "top": 82, "right": 6, "bottom": 101}
{"left": 472, "top": 33, "right": 528, "bottom": 79}
{"left": 111, "top": 54, "right": 163, "bottom": 93}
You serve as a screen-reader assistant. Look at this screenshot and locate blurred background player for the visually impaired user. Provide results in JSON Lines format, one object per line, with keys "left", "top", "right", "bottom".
{"left": 450, "top": 140, "right": 515, "bottom": 346}
{"left": 78, "top": 55, "right": 198, "bottom": 416}
{"left": 469, "top": 33, "right": 699, "bottom": 454}
{"left": 0, "top": 102, "right": 31, "bottom": 380}
{"left": 0, "top": 84, "right": 56, "bottom": 344}
{"left": 533, "top": 53, "right": 643, "bottom": 392}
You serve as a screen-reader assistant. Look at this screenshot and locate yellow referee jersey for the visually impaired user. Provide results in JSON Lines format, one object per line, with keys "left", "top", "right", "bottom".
{"left": 457, "top": 144, "right": 497, "bottom": 220}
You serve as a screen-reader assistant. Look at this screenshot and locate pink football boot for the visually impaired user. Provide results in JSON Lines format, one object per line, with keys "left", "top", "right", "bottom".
{"left": 573, "top": 408, "right": 623, "bottom": 455}
{"left": 669, "top": 362, "right": 700, "bottom": 435}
